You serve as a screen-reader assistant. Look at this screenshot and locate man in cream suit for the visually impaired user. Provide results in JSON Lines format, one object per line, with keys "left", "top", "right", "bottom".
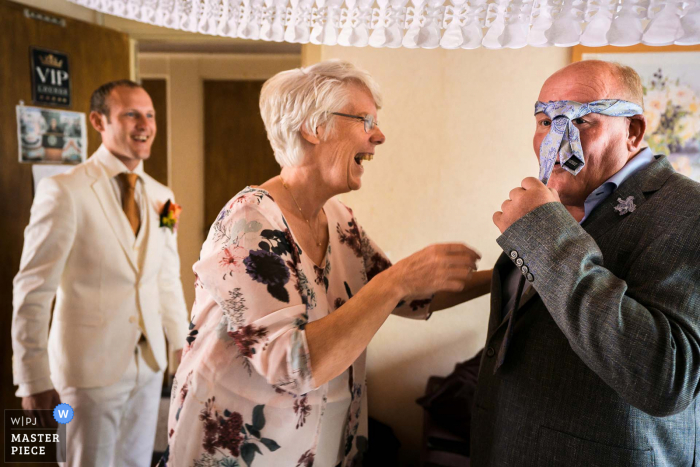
{"left": 12, "top": 80, "right": 189, "bottom": 466}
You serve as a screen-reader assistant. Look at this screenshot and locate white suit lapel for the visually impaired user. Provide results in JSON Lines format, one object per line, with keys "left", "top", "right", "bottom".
{"left": 87, "top": 156, "right": 139, "bottom": 273}
{"left": 140, "top": 180, "right": 162, "bottom": 278}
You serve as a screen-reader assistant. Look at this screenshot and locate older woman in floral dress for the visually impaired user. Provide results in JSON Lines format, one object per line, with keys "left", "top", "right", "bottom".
{"left": 161, "top": 60, "right": 491, "bottom": 467}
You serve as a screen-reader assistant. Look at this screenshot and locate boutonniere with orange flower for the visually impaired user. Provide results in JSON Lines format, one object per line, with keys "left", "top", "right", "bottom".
{"left": 159, "top": 199, "right": 182, "bottom": 232}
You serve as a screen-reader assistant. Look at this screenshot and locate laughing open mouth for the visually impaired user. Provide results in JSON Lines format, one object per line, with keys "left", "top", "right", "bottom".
{"left": 132, "top": 135, "right": 149, "bottom": 142}
{"left": 354, "top": 153, "right": 373, "bottom": 166}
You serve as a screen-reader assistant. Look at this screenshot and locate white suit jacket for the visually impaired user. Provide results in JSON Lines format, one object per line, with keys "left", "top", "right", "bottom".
{"left": 12, "top": 145, "right": 189, "bottom": 396}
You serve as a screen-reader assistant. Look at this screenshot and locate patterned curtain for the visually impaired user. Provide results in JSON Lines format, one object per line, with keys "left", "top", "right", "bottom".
{"left": 69, "top": 0, "right": 700, "bottom": 49}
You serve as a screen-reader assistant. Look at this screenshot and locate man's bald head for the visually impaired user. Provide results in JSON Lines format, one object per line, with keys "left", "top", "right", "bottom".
{"left": 539, "top": 60, "right": 644, "bottom": 109}
{"left": 533, "top": 60, "right": 648, "bottom": 214}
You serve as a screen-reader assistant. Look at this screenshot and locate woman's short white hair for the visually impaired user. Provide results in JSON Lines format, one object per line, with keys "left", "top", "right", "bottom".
{"left": 259, "top": 59, "right": 383, "bottom": 167}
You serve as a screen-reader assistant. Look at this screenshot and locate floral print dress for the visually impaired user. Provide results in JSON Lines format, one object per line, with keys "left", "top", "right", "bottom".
{"left": 161, "top": 187, "right": 431, "bottom": 467}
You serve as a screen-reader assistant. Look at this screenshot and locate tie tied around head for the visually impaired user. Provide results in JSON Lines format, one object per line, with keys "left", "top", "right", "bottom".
{"left": 534, "top": 99, "right": 643, "bottom": 185}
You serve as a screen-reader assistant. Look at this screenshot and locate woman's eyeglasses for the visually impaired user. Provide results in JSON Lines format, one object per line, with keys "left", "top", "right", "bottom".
{"left": 331, "top": 112, "right": 379, "bottom": 133}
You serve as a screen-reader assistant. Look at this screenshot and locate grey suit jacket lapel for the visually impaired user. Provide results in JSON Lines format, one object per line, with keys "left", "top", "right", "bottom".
{"left": 582, "top": 155, "right": 673, "bottom": 240}
{"left": 489, "top": 254, "right": 508, "bottom": 336}
{"left": 517, "top": 283, "right": 538, "bottom": 311}
{"left": 490, "top": 254, "right": 539, "bottom": 332}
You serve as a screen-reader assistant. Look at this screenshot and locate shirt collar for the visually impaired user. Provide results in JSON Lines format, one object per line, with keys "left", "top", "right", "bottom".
{"left": 581, "top": 147, "right": 655, "bottom": 222}
{"left": 94, "top": 144, "right": 145, "bottom": 179}
{"left": 605, "top": 147, "right": 655, "bottom": 188}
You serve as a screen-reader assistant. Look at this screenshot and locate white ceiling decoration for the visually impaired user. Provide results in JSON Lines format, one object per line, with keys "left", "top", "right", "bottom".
{"left": 68, "top": 0, "right": 700, "bottom": 49}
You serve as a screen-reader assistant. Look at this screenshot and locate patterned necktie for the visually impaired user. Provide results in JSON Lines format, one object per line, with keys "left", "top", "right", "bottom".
{"left": 535, "top": 99, "right": 643, "bottom": 185}
{"left": 117, "top": 172, "right": 140, "bottom": 235}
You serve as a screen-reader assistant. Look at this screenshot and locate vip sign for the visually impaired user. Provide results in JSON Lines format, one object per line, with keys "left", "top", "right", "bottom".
{"left": 31, "top": 47, "right": 71, "bottom": 107}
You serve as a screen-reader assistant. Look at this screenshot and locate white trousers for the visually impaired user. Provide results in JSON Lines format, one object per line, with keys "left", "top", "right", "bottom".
{"left": 57, "top": 340, "right": 163, "bottom": 467}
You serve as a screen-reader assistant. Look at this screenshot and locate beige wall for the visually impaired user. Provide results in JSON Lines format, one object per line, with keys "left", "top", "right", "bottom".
{"left": 139, "top": 53, "right": 302, "bottom": 310}
{"left": 304, "top": 44, "right": 570, "bottom": 464}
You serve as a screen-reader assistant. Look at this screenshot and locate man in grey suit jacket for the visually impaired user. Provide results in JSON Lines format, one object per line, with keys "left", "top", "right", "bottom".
{"left": 472, "top": 60, "right": 700, "bottom": 465}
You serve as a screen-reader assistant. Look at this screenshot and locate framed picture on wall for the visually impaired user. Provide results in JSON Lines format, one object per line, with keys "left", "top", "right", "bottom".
{"left": 16, "top": 104, "right": 87, "bottom": 164}
{"left": 573, "top": 45, "right": 700, "bottom": 182}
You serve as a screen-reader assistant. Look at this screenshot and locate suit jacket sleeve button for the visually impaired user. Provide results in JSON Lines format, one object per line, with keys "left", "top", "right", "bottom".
{"left": 521, "top": 265, "right": 529, "bottom": 275}
{"left": 510, "top": 250, "right": 518, "bottom": 259}
{"left": 515, "top": 258, "right": 524, "bottom": 267}
{"left": 486, "top": 347, "right": 495, "bottom": 357}
{"left": 526, "top": 273, "right": 534, "bottom": 282}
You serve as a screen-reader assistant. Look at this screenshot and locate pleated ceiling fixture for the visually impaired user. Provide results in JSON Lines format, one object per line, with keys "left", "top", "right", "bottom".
{"left": 69, "top": 0, "right": 700, "bottom": 49}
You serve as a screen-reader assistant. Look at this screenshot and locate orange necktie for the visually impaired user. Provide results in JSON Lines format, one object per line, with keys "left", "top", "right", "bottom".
{"left": 118, "top": 173, "right": 141, "bottom": 235}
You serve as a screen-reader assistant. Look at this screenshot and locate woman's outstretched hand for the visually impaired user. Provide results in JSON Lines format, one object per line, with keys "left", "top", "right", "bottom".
{"left": 385, "top": 243, "right": 481, "bottom": 300}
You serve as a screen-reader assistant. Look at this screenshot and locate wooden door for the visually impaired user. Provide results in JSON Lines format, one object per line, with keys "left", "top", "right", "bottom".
{"left": 203, "top": 80, "right": 280, "bottom": 228}
{"left": 142, "top": 79, "right": 169, "bottom": 186}
{"left": 0, "top": 2, "right": 130, "bottom": 464}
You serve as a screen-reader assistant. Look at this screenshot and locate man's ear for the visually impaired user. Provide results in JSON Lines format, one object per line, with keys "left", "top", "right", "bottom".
{"left": 89, "top": 111, "right": 106, "bottom": 133}
{"left": 300, "top": 122, "right": 321, "bottom": 145}
{"left": 627, "top": 115, "right": 646, "bottom": 153}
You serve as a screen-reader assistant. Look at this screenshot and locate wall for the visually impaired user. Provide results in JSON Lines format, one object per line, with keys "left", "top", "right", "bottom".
{"left": 138, "top": 54, "right": 302, "bottom": 309}
{"left": 303, "top": 44, "right": 571, "bottom": 464}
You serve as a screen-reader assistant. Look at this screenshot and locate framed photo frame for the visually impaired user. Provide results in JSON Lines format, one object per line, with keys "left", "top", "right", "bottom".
{"left": 572, "top": 45, "right": 700, "bottom": 182}
{"left": 16, "top": 104, "right": 87, "bottom": 164}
